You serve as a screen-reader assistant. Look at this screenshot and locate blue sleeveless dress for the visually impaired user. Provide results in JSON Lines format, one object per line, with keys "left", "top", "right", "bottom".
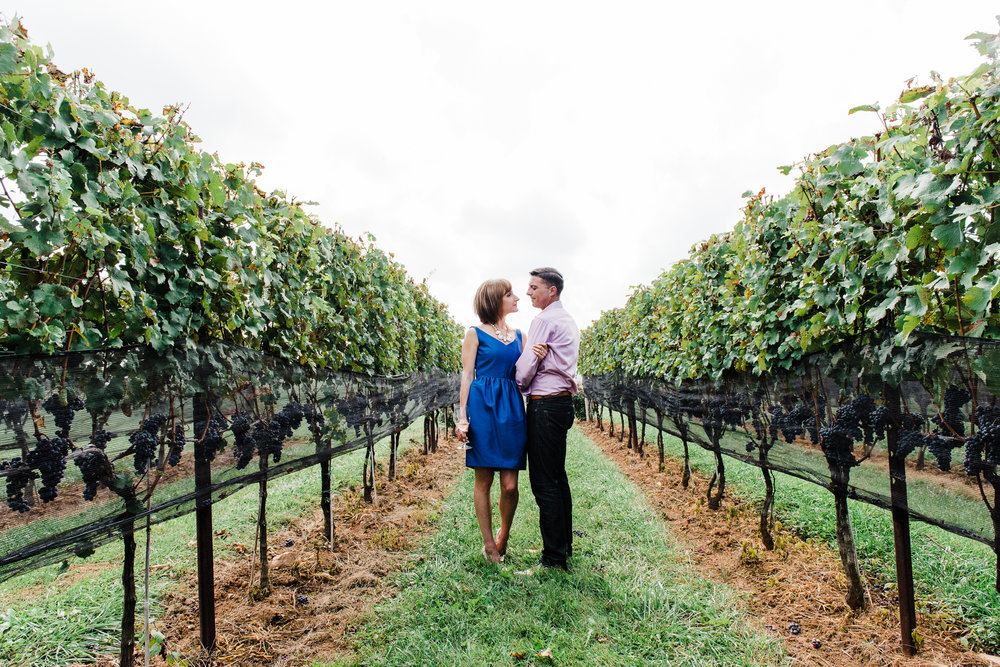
{"left": 466, "top": 327, "right": 527, "bottom": 470}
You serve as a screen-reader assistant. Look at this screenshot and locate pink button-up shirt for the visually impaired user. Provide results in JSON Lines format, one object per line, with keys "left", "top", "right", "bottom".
{"left": 515, "top": 300, "right": 580, "bottom": 396}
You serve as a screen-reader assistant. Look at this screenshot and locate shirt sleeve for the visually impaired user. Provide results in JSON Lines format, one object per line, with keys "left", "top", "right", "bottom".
{"left": 515, "top": 317, "right": 550, "bottom": 391}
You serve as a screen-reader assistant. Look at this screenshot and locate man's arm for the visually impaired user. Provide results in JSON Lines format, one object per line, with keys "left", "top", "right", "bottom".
{"left": 515, "top": 318, "right": 549, "bottom": 390}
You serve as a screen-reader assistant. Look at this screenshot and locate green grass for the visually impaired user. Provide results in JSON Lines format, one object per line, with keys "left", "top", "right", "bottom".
{"left": 637, "top": 423, "right": 1000, "bottom": 650}
{"left": 325, "top": 427, "right": 786, "bottom": 667}
{"left": 0, "top": 421, "right": 427, "bottom": 667}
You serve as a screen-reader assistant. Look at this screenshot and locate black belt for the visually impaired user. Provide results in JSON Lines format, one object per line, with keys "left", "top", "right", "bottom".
{"left": 528, "top": 391, "right": 571, "bottom": 400}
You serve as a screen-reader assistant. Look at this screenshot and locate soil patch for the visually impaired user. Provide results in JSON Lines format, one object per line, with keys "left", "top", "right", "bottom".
{"left": 581, "top": 420, "right": 997, "bottom": 667}
{"left": 117, "top": 436, "right": 467, "bottom": 666}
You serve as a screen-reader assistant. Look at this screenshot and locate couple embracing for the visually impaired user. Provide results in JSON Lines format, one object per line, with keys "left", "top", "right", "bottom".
{"left": 456, "top": 268, "right": 580, "bottom": 570}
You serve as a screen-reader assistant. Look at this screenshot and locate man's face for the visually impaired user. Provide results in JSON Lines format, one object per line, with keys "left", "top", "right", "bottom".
{"left": 526, "top": 276, "right": 555, "bottom": 309}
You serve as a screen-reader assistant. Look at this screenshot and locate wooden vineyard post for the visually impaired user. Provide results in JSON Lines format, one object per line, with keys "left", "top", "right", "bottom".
{"left": 638, "top": 402, "right": 647, "bottom": 456}
{"left": 421, "top": 409, "right": 439, "bottom": 454}
{"left": 628, "top": 401, "right": 640, "bottom": 454}
{"left": 319, "top": 459, "right": 333, "bottom": 537}
{"left": 388, "top": 429, "right": 399, "bottom": 481}
{"left": 256, "top": 454, "right": 270, "bottom": 596}
{"left": 988, "top": 471, "right": 1000, "bottom": 593}
{"left": 192, "top": 390, "right": 216, "bottom": 654}
{"left": 885, "top": 383, "right": 917, "bottom": 655}
{"left": 758, "top": 445, "right": 776, "bottom": 551}
{"left": 432, "top": 409, "right": 439, "bottom": 453}
{"left": 424, "top": 412, "right": 437, "bottom": 456}
{"left": 656, "top": 410, "right": 665, "bottom": 473}
{"left": 363, "top": 421, "right": 376, "bottom": 504}
{"left": 120, "top": 514, "right": 137, "bottom": 667}
{"left": 320, "top": 459, "right": 333, "bottom": 542}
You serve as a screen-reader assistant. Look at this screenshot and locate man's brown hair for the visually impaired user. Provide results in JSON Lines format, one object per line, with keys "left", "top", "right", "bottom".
{"left": 473, "top": 278, "right": 512, "bottom": 324}
{"left": 530, "top": 267, "right": 564, "bottom": 296}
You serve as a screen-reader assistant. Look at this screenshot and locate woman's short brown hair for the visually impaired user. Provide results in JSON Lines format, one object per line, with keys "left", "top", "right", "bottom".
{"left": 473, "top": 279, "right": 511, "bottom": 324}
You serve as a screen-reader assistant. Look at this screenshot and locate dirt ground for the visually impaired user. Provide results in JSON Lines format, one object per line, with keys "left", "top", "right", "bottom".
{"left": 580, "top": 420, "right": 1000, "bottom": 667}
{"left": 76, "top": 422, "right": 1000, "bottom": 666}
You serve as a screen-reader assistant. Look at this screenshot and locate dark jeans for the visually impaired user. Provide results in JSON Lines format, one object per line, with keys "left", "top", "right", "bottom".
{"left": 526, "top": 394, "right": 575, "bottom": 567}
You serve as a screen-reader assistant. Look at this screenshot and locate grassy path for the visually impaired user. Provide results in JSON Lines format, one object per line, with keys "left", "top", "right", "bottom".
{"left": 328, "top": 426, "right": 785, "bottom": 667}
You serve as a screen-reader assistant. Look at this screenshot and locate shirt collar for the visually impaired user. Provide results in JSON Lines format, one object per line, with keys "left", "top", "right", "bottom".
{"left": 541, "top": 300, "right": 564, "bottom": 314}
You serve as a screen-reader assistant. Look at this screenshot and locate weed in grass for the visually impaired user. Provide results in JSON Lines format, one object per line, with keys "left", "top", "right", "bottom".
{"left": 367, "top": 526, "right": 410, "bottom": 551}
{"left": 740, "top": 540, "right": 762, "bottom": 566}
{"left": 403, "top": 461, "right": 422, "bottom": 479}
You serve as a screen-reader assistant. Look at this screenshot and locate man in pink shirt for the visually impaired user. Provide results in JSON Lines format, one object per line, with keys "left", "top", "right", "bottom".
{"left": 515, "top": 267, "right": 580, "bottom": 570}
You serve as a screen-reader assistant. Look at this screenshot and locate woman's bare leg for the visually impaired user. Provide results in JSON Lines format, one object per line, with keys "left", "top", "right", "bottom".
{"left": 496, "top": 469, "right": 519, "bottom": 557}
{"left": 474, "top": 468, "right": 501, "bottom": 562}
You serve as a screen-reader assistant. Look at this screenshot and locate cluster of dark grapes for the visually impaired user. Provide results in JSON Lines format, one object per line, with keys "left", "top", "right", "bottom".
{"left": 130, "top": 413, "right": 167, "bottom": 474}
{"left": 770, "top": 404, "right": 816, "bottom": 444}
{"left": 92, "top": 429, "right": 113, "bottom": 450}
{"left": 706, "top": 396, "right": 747, "bottom": 428}
{"left": 339, "top": 395, "right": 371, "bottom": 437}
{"left": 167, "top": 424, "right": 185, "bottom": 466}
{"left": 893, "top": 413, "right": 926, "bottom": 459}
{"left": 303, "top": 403, "right": 322, "bottom": 435}
{"left": 72, "top": 428, "right": 116, "bottom": 500}
{"left": 264, "top": 402, "right": 306, "bottom": 463}
{"left": 1, "top": 458, "right": 31, "bottom": 512}
{"left": 42, "top": 392, "right": 85, "bottom": 437}
{"left": 836, "top": 394, "right": 875, "bottom": 441}
{"left": 230, "top": 414, "right": 257, "bottom": 469}
{"left": 927, "top": 434, "right": 967, "bottom": 472}
{"left": 819, "top": 426, "right": 856, "bottom": 468}
{"left": 963, "top": 406, "right": 1000, "bottom": 475}
{"left": 194, "top": 414, "right": 228, "bottom": 462}
{"left": 865, "top": 405, "right": 888, "bottom": 445}
{"left": 923, "top": 384, "right": 971, "bottom": 471}
{"left": 931, "top": 384, "right": 971, "bottom": 438}
{"left": 228, "top": 402, "right": 310, "bottom": 468}
{"left": 75, "top": 452, "right": 105, "bottom": 501}
{"left": 27, "top": 435, "right": 72, "bottom": 501}
{"left": 819, "top": 394, "right": 879, "bottom": 469}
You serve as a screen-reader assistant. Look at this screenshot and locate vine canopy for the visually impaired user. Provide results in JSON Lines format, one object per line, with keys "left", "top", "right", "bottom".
{"left": 0, "top": 19, "right": 461, "bottom": 374}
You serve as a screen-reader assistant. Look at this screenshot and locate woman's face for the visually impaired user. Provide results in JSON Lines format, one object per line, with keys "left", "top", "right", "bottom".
{"left": 501, "top": 289, "right": 519, "bottom": 316}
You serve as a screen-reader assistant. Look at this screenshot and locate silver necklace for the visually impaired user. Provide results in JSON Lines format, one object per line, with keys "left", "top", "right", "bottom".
{"left": 492, "top": 323, "right": 514, "bottom": 342}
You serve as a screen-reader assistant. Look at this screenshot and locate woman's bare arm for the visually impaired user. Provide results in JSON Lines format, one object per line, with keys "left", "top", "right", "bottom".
{"left": 457, "top": 327, "right": 479, "bottom": 440}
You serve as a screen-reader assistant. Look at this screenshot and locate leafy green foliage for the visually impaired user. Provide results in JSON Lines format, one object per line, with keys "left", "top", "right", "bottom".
{"left": 581, "top": 26, "right": 1000, "bottom": 383}
{"left": 0, "top": 20, "right": 460, "bottom": 373}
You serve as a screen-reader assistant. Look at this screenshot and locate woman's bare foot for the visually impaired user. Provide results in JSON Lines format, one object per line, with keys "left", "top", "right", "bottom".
{"left": 482, "top": 545, "right": 503, "bottom": 563}
{"left": 495, "top": 530, "right": 508, "bottom": 559}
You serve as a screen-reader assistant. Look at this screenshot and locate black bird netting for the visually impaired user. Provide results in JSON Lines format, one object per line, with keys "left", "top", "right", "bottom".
{"left": 583, "top": 333, "right": 1000, "bottom": 577}
{"left": 0, "top": 343, "right": 458, "bottom": 583}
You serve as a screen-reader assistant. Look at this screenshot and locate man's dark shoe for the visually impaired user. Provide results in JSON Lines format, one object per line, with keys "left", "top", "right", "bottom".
{"left": 536, "top": 558, "right": 569, "bottom": 571}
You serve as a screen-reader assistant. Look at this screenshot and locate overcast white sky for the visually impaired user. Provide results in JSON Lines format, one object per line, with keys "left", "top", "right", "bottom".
{"left": 10, "top": 2, "right": 1000, "bottom": 332}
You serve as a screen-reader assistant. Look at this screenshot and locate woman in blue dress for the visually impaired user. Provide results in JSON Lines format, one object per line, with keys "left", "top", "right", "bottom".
{"left": 456, "top": 278, "right": 542, "bottom": 563}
